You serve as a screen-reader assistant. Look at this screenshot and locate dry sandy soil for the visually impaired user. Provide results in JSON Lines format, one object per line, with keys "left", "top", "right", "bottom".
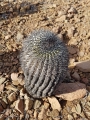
{"left": 0, "top": 0, "right": 90, "bottom": 120}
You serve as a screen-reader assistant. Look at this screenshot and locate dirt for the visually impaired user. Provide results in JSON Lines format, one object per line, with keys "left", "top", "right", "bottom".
{"left": 0, "top": 0, "right": 90, "bottom": 120}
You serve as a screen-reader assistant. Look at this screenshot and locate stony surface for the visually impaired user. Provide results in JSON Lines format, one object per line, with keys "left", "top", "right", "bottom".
{"left": 0, "top": 0, "right": 90, "bottom": 120}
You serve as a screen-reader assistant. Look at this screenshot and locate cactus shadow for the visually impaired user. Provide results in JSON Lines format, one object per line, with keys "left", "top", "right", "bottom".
{"left": 0, "top": 50, "right": 20, "bottom": 76}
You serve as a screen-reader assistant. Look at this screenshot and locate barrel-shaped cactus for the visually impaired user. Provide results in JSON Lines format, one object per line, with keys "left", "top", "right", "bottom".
{"left": 20, "top": 29, "right": 69, "bottom": 98}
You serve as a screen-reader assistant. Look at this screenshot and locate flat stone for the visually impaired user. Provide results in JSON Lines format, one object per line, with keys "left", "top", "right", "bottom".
{"left": 0, "top": 76, "right": 6, "bottom": 84}
{"left": 75, "top": 60, "right": 90, "bottom": 72}
{"left": 53, "top": 82, "right": 87, "bottom": 101}
{"left": 48, "top": 97, "right": 61, "bottom": 111}
{"left": 15, "top": 99, "right": 24, "bottom": 114}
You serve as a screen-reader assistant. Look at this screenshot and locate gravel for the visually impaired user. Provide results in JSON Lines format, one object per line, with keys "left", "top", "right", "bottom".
{"left": 0, "top": 0, "right": 90, "bottom": 120}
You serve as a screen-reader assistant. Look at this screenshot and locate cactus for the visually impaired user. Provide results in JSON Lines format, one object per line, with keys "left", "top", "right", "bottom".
{"left": 20, "top": 29, "right": 69, "bottom": 98}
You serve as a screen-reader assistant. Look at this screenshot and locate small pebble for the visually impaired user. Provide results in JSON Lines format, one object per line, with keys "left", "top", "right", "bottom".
{"left": 68, "top": 46, "right": 77, "bottom": 54}
{"left": 8, "top": 92, "right": 17, "bottom": 102}
{"left": 78, "top": 51, "right": 85, "bottom": 57}
{"left": 67, "top": 27, "right": 75, "bottom": 38}
{"left": 72, "top": 72, "right": 80, "bottom": 81}
{"left": 81, "top": 78, "right": 89, "bottom": 84}
{"left": 16, "top": 32, "right": 24, "bottom": 42}
{"left": 5, "top": 35, "right": 11, "bottom": 40}
{"left": 86, "top": 86, "right": 90, "bottom": 92}
{"left": 34, "top": 100, "right": 42, "bottom": 109}
{"left": 68, "top": 7, "right": 77, "bottom": 13}
{"left": 50, "top": 109, "right": 60, "bottom": 119}
{"left": 68, "top": 114, "right": 73, "bottom": 120}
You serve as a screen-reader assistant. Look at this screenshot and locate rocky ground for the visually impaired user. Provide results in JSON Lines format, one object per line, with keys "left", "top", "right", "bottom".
{"left": 0, "top": 0, "right": 90, "bottom": 120}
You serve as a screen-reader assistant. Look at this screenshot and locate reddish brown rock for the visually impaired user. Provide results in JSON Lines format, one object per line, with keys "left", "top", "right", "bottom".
{"left": 72, "top": 72, "right": 80, "bottom": 81}
{"left": 15, "top": 99, "right": 24, "bottom": 114}
{"left": 75, "top": 60, "right": 90, "bottom": 72}
{"left": 53, "top": 82, "right": 87, "bottom": 101}
{"left": 86, "top": 86, "right": 90, "bottom": 92}
{"left": 68, "top": 46, "right": 77, "bottom": 54}
{"left": 0, "top": 104, "right": 3, "bottom": 113}
{"left": 81, "top": 78, "right": 89, "bottom": 84}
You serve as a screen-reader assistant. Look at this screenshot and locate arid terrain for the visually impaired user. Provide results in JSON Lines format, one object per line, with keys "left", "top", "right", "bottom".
{"left": 0, "top": 0, "right": 90, "bottom": 120}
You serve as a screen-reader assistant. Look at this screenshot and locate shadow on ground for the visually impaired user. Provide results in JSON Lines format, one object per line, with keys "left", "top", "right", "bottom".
{"left": 0, "top": 50, "right": 20, "bottom": 75}
{"left": 0, "top": 1, "right": 40, "bottom": 20}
